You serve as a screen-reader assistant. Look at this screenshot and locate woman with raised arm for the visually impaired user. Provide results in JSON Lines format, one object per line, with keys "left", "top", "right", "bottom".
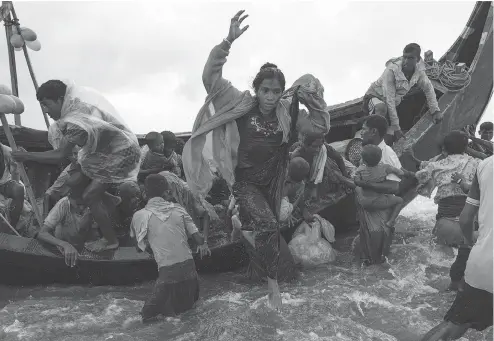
{"left": 182, "top": 10, "right": 330, "bottom": 311}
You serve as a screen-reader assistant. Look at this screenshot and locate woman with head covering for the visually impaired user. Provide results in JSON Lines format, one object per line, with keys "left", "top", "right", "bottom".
{"left": 12, "top": 80, "right": 141, "bottom": 253}
{"left": 182, "top": 10, "right": 330, "bottom": 310}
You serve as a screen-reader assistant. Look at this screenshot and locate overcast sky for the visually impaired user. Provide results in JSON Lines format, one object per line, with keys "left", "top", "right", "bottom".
{"left": 2, "top": 1, "right": 493, "bottom": 134}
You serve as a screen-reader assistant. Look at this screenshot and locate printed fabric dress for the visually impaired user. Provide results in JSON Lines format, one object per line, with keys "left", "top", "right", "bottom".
{"left": 234, "top": 107, "right": 298, "bottom": 283}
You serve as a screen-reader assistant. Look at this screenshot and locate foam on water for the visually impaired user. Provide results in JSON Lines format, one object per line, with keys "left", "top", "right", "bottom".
{"left": 0, "top": 195, "right": 493, "bottom": 341}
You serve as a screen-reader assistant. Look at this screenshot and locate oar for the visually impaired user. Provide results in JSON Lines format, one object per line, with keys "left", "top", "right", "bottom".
{"left": 0, "top": 114, "right": 44, "bottom": 228}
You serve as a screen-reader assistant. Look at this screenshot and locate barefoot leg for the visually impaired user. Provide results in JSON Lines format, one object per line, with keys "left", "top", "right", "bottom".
{"left": 267, "top": 276, "right": 282, "bottom": 311}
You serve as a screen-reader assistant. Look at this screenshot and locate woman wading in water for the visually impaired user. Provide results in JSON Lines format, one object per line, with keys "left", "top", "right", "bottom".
{"left": 182, "top": 10, "right": 330, "bottom": 310}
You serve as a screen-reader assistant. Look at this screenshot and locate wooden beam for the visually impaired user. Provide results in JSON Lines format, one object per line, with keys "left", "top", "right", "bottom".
{"left": 4, "top": 15, "right": 21, "bottom": 126}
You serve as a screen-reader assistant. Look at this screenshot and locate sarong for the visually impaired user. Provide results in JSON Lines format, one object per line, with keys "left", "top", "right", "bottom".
{"left": 234, "top": 181, "right": 297, "bottom": 282}
{"left": 141, "top": 259, "right": 199, "bottom": 321}
{"left": 353, "top": 190, "right": 393, "bottom": 264}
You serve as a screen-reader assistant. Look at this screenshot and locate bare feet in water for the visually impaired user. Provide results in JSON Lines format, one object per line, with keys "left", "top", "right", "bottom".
{"left": 267, "top": 277, "right": 282, "bottom": 312}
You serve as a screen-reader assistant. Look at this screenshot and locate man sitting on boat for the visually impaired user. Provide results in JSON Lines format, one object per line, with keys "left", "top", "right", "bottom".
{"left": 0, "top": 142, "right": 25, "bottom": 230}
{"left": 352, "top": 115, "right": 416, "bottom": 265}
{"left": 36, "top": 164, "right": 99, "bottom": 268}
{"left": 12, "top": 80, "right": 141, "bottom": 253}
{"left": 363, "top": 43, "right": 442, "bottom": 145}
{"left": 130, "top": 174, "right": 207, "bottom": 322}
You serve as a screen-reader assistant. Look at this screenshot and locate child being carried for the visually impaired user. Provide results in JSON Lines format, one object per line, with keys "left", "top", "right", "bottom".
{"left": 354, "top": 145, "right": 404, "bottom": 228}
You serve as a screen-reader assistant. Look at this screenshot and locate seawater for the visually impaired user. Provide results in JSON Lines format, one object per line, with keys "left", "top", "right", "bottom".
{"left": 1, "top": 196, "right": 492, "bottom": 341}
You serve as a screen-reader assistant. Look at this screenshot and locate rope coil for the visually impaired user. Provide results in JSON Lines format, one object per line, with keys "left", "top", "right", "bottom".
{"left": 425, "top": 59, "right": 471, "bottom": 92}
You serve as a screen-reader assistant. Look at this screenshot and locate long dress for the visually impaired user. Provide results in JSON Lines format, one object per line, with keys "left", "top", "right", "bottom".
{"left": 234, "top": 107, "right": 297, "bottom": 282}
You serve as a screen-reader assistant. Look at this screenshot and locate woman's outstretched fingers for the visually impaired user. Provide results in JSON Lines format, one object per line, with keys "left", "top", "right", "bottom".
{"left": 232, "top": 10, "right": 245, "bottom": 21}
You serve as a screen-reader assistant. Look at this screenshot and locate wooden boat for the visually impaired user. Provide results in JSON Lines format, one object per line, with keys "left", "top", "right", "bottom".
{"left": 0, "top": 2, "right": 491, "bottom": 285}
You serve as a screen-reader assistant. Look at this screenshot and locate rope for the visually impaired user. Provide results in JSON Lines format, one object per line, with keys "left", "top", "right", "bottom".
{"left": 425, "top": 59, "right": 471, "bottom": 92}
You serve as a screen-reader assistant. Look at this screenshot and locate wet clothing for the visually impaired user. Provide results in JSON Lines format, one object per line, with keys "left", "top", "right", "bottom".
{"left": 130, "top": 197, "right": 198, "bottom": 268}
{"left": 354, "top": 141, "right": 403, "bottom": 264}
{"left": 234, "top": 181, "right": 297, "bottom": 282}
{"left": 131, "top": 198, "right": 201, "bottom": 320}
{"left": 183, "top": 42, "right": 330, "bottom": 284}
{"left": 234, "top": 107, "right": 297, "bottom": 282}
{"left": 416, "top": 153, "right": 480, "bottom": 283}
{"left": 141, "top": 259, "right": 199, "bottom": 321}
{"left": 57, "top": 81, "right": 141, "bottom": 184}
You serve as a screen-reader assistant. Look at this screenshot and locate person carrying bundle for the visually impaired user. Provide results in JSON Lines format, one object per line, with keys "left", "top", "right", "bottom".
{"left": 12, "top": 80, "right": 141, "bottom": 253}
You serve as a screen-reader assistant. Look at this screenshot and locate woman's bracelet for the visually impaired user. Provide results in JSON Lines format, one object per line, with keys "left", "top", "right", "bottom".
{"left": 223, "top": 38, "right": 232, "bottom": 47}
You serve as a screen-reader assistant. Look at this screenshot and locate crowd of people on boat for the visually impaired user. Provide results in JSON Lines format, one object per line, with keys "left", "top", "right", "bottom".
{"left": 0, "top": 9, "right": 491, "bottom": 338}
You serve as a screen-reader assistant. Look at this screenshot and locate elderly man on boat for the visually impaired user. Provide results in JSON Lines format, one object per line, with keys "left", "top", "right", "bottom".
{"left": 363, "top": 43, "right": 442, "bottom": 145}
{"left": 182, "top": 10, "right": 331, "bottom": 310}
{"left": 12, "top": 80, "right": 141, "bottom": 253}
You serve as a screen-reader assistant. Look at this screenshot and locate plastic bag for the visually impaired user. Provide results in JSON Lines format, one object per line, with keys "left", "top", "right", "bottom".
{"left": 288, "top": 214, "right": 337, "bottom": 268}
{"left": 279, "top": 196, "right": 294, "bottom": 222}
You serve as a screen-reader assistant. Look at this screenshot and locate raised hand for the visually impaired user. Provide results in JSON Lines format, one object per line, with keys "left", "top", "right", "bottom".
{"left": 227, "top": 10, "right": 249, "bottom": 43}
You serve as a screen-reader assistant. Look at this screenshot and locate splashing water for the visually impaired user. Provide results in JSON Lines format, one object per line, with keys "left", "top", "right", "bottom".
{"left": 0, "top": 196, "right": 492, "bottom": 341}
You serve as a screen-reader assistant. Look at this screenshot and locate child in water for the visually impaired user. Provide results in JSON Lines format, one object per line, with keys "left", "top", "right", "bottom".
{"left": 355, "top": 145, "right": 404, "bottom": 228}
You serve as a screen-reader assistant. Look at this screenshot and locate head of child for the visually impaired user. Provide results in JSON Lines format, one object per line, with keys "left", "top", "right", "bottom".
{"left": 145, "top": 132, "right": 164, "bottom": 154}
{"left": 443, "top": 130, "right": 468, "bottom": 155}
{"left": 145, "top": 174, "right": 174, "bottom": 202}
{"left": 288, "top": 157, "right": 310, "bottom": 184}
{"left": 302, "top": 132, "right": 325, "bottom": 157}
{"left": 361, "top": 145, "right": 382, "bottom": 167}
{"left": 161, "top": 131, "right": 177, "bottom": 157}
{"left": 118, "top": 181, "right": 142, "bottom": 212}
